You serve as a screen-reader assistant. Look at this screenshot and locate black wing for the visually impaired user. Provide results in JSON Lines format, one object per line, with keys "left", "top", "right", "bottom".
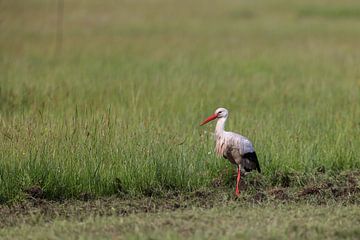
{"left": 241, "top": 152, "right": 261, "bottom": 173}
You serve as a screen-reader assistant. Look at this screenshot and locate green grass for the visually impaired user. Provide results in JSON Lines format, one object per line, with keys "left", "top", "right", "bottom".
{"left": 1, "top": 203, "right": 360, "bottom": 239}
{"left": 299, "top": 6, "right": 360, "bottom": 19}
{"left": 1, "top": 0, "right": 360, "bottom": 202}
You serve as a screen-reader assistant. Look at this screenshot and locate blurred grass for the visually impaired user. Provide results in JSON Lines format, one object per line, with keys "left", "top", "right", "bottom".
{"left": 0, "top": 0, "right": 360, "bottom": 202}
{"left": 1, "top": 204, "right": 360, "bottom": 239}
{"left": 299, "top": 6, "right": 360, "bottom": 19}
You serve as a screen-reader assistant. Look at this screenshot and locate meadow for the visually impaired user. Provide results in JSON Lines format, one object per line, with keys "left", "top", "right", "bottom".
{"left": 1, "top": 0, "right": 360, "bottom": 238}
{"left": 1, "top": 202, "right": 360, "bottom": 239}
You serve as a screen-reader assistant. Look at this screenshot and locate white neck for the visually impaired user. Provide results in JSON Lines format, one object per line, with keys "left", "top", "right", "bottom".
{"left": 215, "top": 117, "right": 227, "bottom": 137}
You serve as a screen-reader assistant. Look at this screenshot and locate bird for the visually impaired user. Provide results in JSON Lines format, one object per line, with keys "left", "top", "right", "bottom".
{"left": 200, "top": 107, "right": 261, "bottom": 196}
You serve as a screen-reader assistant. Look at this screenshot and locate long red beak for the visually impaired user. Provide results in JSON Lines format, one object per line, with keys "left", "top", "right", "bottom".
{"left": 200, "top": 113, "right": 218, "bottom": 126}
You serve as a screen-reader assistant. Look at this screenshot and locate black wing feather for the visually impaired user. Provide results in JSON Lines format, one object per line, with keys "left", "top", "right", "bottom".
{"left": 241, "top": 152, "right": 261, "bottom": 173}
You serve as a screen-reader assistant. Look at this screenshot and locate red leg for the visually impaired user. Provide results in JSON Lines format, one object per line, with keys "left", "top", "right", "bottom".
{"left": 235, "top": 165, "right": 241, "bottom": 196}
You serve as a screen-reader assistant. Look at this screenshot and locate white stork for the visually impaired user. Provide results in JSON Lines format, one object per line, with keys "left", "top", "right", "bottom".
{"left": 200, "top": 107, "right": 261, "bottom": 196}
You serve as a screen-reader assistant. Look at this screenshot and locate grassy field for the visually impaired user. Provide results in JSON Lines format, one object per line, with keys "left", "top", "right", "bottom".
{"left": 1, "top": 0, "right": 359, "bottom": 202}
{"left": 1, "top": 202, "right": 360, "bottom": 240}
{"left": 1, "top": 0, "right": 360, "bottom": 238}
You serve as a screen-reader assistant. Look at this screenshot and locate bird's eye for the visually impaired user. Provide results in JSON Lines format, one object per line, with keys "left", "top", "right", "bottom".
{"left": 218, "top": 111, "right": 222, "bottom": 114}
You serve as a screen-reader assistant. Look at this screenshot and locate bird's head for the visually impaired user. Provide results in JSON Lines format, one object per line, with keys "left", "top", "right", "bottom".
{"left": 200, "top": 107, "right": 228, "bottom": 126}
